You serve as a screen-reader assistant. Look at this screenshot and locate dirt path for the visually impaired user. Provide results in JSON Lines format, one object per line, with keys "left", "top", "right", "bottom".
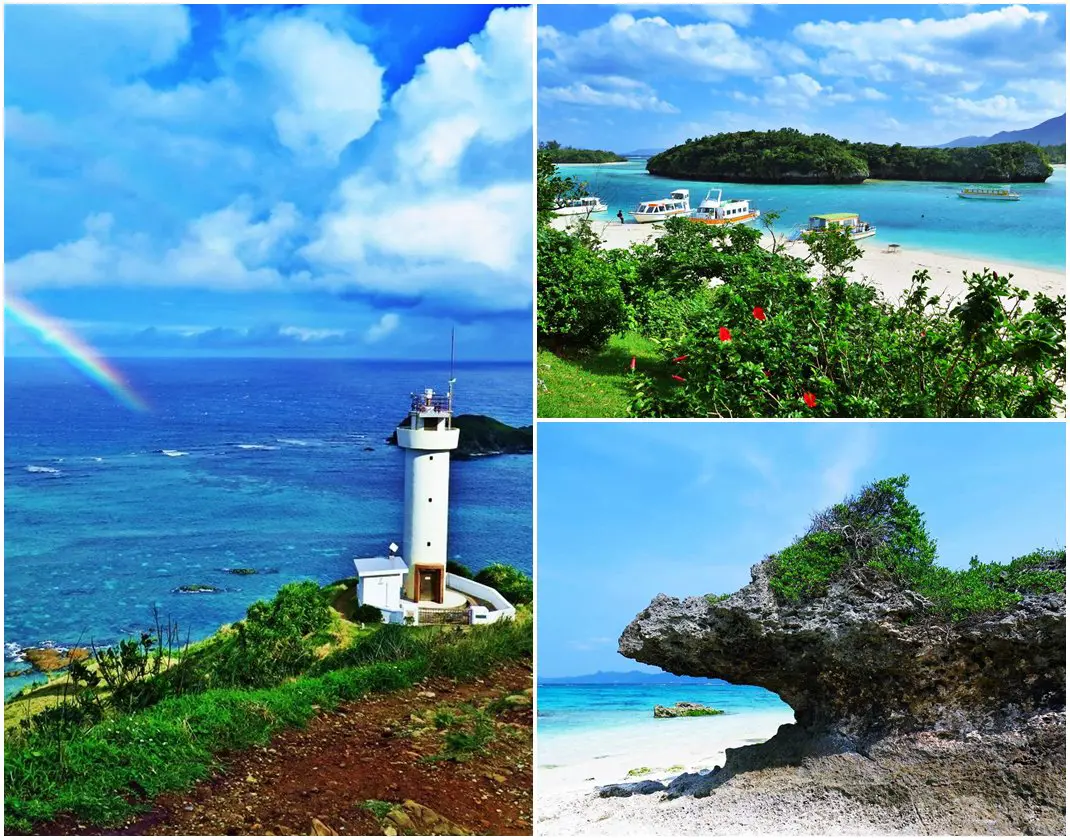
{"left": 50, "top": 663, "right": 532, "bottom": 836}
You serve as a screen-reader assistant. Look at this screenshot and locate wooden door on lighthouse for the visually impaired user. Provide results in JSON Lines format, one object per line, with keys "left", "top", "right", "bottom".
{"left": 419, "top": 568, "right": 442, "bottom": 602}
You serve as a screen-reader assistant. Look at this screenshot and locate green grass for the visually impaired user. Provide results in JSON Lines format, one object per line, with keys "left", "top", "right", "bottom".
{"left": 538, "top": 332, "right": 669, "bottom": 418}
{"left": 5, "top": 617, "right": 532, "bottom": 833}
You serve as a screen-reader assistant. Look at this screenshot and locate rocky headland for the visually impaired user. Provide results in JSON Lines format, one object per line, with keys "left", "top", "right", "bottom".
{"left": 617, "top": 479, "right": 1066, "bottom": 835}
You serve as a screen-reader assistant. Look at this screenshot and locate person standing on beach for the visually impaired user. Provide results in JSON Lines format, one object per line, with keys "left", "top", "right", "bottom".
{"left": 617, "top": 209, "right": 625, "bottom": 224}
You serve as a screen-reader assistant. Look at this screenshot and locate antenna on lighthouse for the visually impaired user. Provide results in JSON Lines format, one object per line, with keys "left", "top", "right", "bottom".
{"left": 447, "top": 328, "right": 456, "bottom": 418}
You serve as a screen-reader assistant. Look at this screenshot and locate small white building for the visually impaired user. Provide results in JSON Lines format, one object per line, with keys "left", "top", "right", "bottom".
{"left": 353, "top": 383, "right": 516, "bottom": 626}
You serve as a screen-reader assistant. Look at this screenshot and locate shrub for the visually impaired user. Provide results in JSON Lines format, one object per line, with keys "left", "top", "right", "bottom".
{"left": 537, "top": 223, "right": 629, "bottom": 353}
{"left": 446, "top": 560, "right": 473, "bottom": 578}
{"left": 474, "top": 564, "right": 533, "bottom": 605}
{"left": 629, "top": 226, "right": 1065, "bottom": 418}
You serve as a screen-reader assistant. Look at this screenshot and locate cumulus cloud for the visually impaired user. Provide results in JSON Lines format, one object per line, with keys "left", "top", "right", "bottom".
{"left": 6, "top": 199, "right": 301, "bottom": 292}
{"left": 6, "top": 6, "right": 533, "bottom": 329}
{"left": 538, "top": 13, "right": 767, "bottom": 81}
{"left": 364, "top": 313, "right": 400, "bottom": 343}
{"left": 391, "top": 5, "right": 532, "bottom": 181}
{"left": 244, "top": 17, "right": 385, "bottom": 164}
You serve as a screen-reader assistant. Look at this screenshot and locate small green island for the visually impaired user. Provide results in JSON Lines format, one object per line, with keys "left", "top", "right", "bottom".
{"left": 539, "top": 140, "right": 626, "bottom": 164}
{"left": 647, "top": 128, "right": 1054, "bottom": 184}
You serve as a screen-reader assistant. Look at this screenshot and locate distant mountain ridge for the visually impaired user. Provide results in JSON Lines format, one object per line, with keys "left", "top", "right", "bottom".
{"left": 940, "top": 114, "right": 1065, "bottom": 148}
{"left": 540, "top": 670, "right": 726, "bottom": 686}
{"left": 620, "top": 148, "right": 666, "bottom": 158}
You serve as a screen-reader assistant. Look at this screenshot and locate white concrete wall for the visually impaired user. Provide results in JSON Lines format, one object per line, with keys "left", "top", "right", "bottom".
{"left": 357, "top": 572, "right": 403, "bottom": 613}
{"left": 446, "top": 573, "right": 517, "bottom": 623}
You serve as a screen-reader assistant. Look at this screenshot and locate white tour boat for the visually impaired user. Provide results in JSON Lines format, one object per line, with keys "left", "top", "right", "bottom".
{"left": 958, "top": 186, "right": 1021, "bottom": 201}
{"left": 688, "top": 189, "right": 761, "bottom": 226}
{"left": 630, "top": 189, "right": 691, "bottom": 223}
{"left": 791, "top": 213, "right": 877, "bottom": 242}
{"left": 553, "top": 196, "right": 609, "bottom": 216}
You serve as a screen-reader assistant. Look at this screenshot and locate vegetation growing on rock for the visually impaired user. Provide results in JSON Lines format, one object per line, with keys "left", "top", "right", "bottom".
{"left": 768, "top": 475, "right": 1065, "bottom": 620}
{"left": 647, "top": 128, "right": 1054, "bottom": 183}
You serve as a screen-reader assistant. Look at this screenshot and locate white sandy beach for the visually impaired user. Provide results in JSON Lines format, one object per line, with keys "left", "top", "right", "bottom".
{"left": 539, "top": 709, "right": 793, "bottom": 796}
{"left": 536, "top": 708, "right": 923, "bottom": 835}
{"left": 551, "top": 217, "right": 1065, "bottom": 302}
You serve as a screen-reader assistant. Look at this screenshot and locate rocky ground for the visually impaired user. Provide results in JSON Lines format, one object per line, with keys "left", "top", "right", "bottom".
{"left": 43, "top": 663, "right": 532, "bottom": 836}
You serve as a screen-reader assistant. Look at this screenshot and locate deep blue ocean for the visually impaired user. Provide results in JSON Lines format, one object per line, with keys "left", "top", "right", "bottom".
{"left": 4, "top": 358, "right": 532, "bottom": 698}
{"left": 559, "top": 160, "right": 1067, "bottom": 270}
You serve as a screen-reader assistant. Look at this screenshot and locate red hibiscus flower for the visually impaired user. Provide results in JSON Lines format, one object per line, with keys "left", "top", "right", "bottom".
{"left": 753, "top": 306, "right": 767, "bottom": 321}
{"left": 630, "top": 356, "right": 636, "bottom": 371}
{"left": 672, "top": 374, "right": 686, "bottom": 382}
{"left": 802, "top": 392, "right": 817, "bottom": 408}
{"left": 718, "top": 327, "right": 731, "bottom": 342}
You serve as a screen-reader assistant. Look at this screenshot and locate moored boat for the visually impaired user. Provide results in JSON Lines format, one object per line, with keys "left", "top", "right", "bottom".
{"left": 958, "top": 186, "right": 1021, "bottom": 201}
{"left": 631, "top": 189, "right": 691, "bottom": 223}
{"left": 792, "top": 212, "right": 877, "bottom": 241}
{"left": 553, "top": 196, "right": 609, "bottom": 216}
{"left": 688, "top": 189, "right": 760, "bottom": 226}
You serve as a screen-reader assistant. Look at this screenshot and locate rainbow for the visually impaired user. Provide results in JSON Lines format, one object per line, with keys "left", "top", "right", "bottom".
{"left": 5, "top": 296, "right": 150, "bottom": 412}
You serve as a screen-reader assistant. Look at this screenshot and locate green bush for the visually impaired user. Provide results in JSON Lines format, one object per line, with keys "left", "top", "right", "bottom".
{"left": 537, "top": 223, "right": 629, "bottom": 353}
{"left": 474, "top": 564, "right": 533, "bottom": 605}
{"left": 628, "top": 222, "right": 1065, "bottom": 418}
{"left": 446, "top": 560, "right": 473, "bottom": 578}
{"left": 767, "top": 476, "right": 1064, "bottom": 621}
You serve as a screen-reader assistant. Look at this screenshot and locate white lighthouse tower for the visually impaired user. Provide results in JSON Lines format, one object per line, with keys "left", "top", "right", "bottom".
{"left": 396, "top": 383, "right": 459, "bottom": 604}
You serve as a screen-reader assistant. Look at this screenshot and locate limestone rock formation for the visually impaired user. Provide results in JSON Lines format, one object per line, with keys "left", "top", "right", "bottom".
{"left": 618, "top": 555, "right": 1066, "bottom": 833}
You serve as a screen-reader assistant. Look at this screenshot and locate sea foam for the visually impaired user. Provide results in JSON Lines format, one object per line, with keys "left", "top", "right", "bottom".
{"left": 25, "top": 465, "right": 61, "bottom": 474}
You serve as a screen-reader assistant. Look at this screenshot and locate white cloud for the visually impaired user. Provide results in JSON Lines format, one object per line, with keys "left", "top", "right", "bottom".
{"left": 539, "top": 13, "right": 767, "bottom": 82}
{"left": 279, "top": 326, "right": 348, "bottom": 342}
{"left": 364, "top": 313, "right": 400, "bottom": 343}
{"left": 541, "top": 76, "right": 678, "bottom": 113}
{"left": 244, "top": 18, "right": 385, "bottom": 164}
{"left": 391, "top": 6, "right": 532, "bottom": 182}
{"left": 796, "top": 4, "right": 1056, "bottom": 85}
{"left": 930, "top": 93, "right": 1060, "bottom": 127}
{"left": 302, "top": 178, "right": 531, "bottom": 306}
{"left": 6, "top": 200, "right": 300, "bottom": 292}
{"left": 622, "top": 4, "right": 756, "bottom": 27}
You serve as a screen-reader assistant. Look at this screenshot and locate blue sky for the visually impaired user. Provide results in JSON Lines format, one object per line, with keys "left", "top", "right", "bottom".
{"left": 5, "top": 4, "right": 533, "bottom": 359}
{"left": 537, "top": 422, "right": 1066, "bottom": 678}
{"left": 538, "top": 4, "right": 1066, "bottom": 151}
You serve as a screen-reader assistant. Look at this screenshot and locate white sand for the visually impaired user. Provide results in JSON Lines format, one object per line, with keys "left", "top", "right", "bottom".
{"left": 538, "top": 710, "right": 792, "bottom": 796}
{"left": 535, "top": 708, "right": 918, "bottom": 835}
{"left": 551, "top": 217, "right": 1065, "bottom": 301}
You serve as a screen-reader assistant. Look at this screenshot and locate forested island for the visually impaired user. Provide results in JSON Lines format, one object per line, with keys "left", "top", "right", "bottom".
{"left": 647, "top": 128, "right": 1054, "bottom": 184}
{"left": 1042, "top": 143, "right": 1066, "bottom": 164}
{"left": 539, "top": 140, "right": 626, "bottom": 164}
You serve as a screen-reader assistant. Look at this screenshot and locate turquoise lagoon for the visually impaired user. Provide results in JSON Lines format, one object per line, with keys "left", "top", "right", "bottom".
{"left": 558, "top": 160, "right": 1066, "bottom": 271}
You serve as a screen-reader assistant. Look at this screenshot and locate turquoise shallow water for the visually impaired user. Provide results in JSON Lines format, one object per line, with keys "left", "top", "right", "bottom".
{"left": 559, "top": 160, "right": 1066, "bottom": 270}
{"left": 4, "top": 358, "right": 532, "bottom": 699}
{"left": 538, "top": 682, "right": 792, "bottom": 744}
